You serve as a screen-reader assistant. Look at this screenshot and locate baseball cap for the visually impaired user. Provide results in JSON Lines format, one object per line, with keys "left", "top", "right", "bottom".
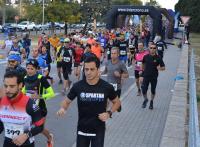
{"left": 26, "top": 59, "right": 39, "bottom": 68}
{"left": 8, "top": 54, "right": 21, "bottom": 63}
{"left": 64, "top": 38, "right": 70, "bottom": 43}
{"left": 60, "top": 38, "right": 64, "bottom": 43}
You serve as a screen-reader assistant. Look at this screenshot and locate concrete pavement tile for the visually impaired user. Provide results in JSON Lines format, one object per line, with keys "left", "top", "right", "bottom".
{"left": 160, "top": 137, "right": 185, "bottom": 147}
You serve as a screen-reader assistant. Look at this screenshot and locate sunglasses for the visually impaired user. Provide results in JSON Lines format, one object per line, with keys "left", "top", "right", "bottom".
{"left": 26, "top": 60, "right": 36, "bottom": 65}
{"left": 8, "top": 60, "right": 16, "bottom": 63}
{"left": 150, "top": 47, "right": 157, "bottom": 49}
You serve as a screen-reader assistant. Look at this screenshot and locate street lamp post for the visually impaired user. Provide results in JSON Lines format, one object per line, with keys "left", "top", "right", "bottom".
{"left": 42, "top": 0, "right": 44, "bottom": 25}
{"left": 20, "top": 0, "right": 22, "bottom": 17}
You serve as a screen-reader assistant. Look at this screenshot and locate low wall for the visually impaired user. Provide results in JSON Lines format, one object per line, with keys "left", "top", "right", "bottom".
{"left": 160, "top": 45, "right": 188, "bottom": 147}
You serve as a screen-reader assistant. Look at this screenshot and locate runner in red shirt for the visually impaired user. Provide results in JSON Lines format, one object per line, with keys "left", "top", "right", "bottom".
{"left": 0, "top": 70, "right": 45, "bottom": 147}
{"left": 74, "top": 42, "right": 84, "bottom": 80}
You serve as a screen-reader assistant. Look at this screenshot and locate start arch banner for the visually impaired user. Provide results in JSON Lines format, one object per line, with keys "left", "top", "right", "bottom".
{"left": 106, "top": 5, "right": 162, "bottom": 38}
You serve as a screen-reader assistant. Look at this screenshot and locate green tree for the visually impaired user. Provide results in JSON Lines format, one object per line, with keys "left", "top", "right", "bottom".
{"left": 111, "top": 0, "right": 142, "bottom": 5}
{"left": 175, "top": 0, "right": 200, "bottom": 32}
{"left": 145, "top": 0, "right": 160, "bottom": 7}
{"left": 46, "top": 1, "right": 81, "bottom": 23}
{"left": 24, "top": 4, "right": 42, "bottom": 23}
{"left": 23, "top": 1, "right": 81, "bottom": 23}
{"left": 0, "top": 5, "right": 19, "bottom": 23}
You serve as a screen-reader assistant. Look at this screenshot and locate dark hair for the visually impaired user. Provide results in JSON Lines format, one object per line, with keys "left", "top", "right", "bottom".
{"left": 85, "top": 44, "right": 91, "bottom": 49}
{"left": 26, "top": 59, "right": 39, "bottom": 69}
{"left": 84, "top": 55, "right": 100, "bottom": 69}
{"left": 4, "top": 70, "right": 23, "bottom": 84}
{"left": 150, "top": 42, "right": 156, "bottom": 46}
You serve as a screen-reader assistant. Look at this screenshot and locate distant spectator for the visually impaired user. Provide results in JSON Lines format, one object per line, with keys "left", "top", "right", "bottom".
{"left": 185, "top": 24, "right": 190, "bottom": 43}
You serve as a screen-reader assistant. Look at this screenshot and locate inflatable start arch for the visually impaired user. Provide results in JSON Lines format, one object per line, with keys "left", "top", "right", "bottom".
{"left": 106, "top": 5, "right": 162, "bottom": 38}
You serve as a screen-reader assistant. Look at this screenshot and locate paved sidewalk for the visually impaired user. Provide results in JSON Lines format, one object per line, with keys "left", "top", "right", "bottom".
{"left": 104, "top": 44, "right": 182, "bottom": 147}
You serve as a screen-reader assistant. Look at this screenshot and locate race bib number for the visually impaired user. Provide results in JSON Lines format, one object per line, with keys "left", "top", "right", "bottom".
{"left": 107, "top": 50, "right": 110, "bottom": 54}
{"left": 110, "top": 83, "right": 118, "bottom": 91}
{"left": 120, "top": 50, "right": 126, "bottom": 55}
{"left": 26, "top": 90, "right": 36, "bottom": 97}
{"left": 5, "top": 123, "right": 24, "bottom": 139}
{"left": 63, "top": 57, "right": 70, "bottom": 62}
{"left": 136, "top": 62, "right": 142, "bottom": 67}
{"left": 158, "top": 47, "right": 162, "bottom": 51}
{"left": 101, "top": 43, "right": 104, "bottom": 47}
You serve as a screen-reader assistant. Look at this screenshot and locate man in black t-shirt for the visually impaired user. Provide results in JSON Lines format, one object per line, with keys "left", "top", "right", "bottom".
{"left": 116, "top": 36, "right": 128, "bottom": 63}
{"left": 57, "top": 56, "right": 121, "bottom": 147}
{"left": 155, "top": 37, "right": 167, "bottom": 60}
{"left": 140, "top": 43, "right": 165, "bottom": 110}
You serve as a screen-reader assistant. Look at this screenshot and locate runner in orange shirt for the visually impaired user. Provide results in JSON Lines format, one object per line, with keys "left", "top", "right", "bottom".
{"left": 49, "top": 33, "right": 60, "bottom": 62}
{"left": 87, "top": 34, "right": 96, "bottom": 45}
{"left": 91, "top": 42, "right": 104, "bottom": 60}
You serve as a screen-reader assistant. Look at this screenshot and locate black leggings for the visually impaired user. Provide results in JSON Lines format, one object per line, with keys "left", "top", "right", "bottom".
{"left": 76, "top": 128, "right": 105, "bottom": 147}
{"left": 62, "top": 65, "right": 71, "bottom": 80}
{"left": 141, "top": 77, "right": 157, "bottom": 95}
{"left": 3, "top": 140, "right": 34, "bottom": 147}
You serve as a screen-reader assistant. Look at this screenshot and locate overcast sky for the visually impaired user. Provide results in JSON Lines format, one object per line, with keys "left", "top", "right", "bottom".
{"left": 156, "top": 0, "right": 179, "bottom": 10}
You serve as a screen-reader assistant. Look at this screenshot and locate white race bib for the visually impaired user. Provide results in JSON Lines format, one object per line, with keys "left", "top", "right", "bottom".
{"left": 110, "top": 83, "right": 118, "bottom": 91}
{"left": 136, "top": 62, "right": 142, "bottom": 67}
{"left": 120, "top": 50, "right": 126, "bottom": 55}
{"left": 63, "top": 57, "right": 70, "bottom": 62}
{"left": 107, "top": 50, "right": 110, "bottom": 54}
{"left": 158, "top": 47, "right": 162, "bottom": 51}
{"left": 4, "top": 123, "right": 24, "bottom": 139}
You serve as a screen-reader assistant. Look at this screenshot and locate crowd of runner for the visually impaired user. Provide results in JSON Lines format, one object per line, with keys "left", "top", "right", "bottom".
{"left": 0, "top": 25, "right": 167, "bottom": 147}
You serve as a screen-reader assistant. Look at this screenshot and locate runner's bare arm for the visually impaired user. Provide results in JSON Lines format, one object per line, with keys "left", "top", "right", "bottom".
{"left": 57, "top": 97, "right": 72, "bottom": 116}
{"left": 110, "top": 96, "right": 121, "bottom": 113}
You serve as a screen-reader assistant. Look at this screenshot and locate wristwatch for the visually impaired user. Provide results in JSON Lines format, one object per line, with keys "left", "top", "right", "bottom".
{"left": 107, "top": 111, "right": 112, "bottom": 118}
{"left": 26, "top": 131, "right": 32, "bottom": 138}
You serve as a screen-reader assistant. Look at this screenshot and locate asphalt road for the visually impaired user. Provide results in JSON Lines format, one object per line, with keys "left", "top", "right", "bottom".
{"left": 0, "top": 46, "right": 135, "bottom": 147}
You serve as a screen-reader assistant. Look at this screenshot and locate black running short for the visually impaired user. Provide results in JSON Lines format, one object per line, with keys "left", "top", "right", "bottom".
{"left": 134, "top": 70, "right": 140, "bottom": 79}
{"left": 57, "top": 61, "right": 62, "bottom": 68}
{"left": 3, "top": 140, "right": 34, "bottom": 147}
{"left": 141, "top": 77, "right": 158, "bottom": 95}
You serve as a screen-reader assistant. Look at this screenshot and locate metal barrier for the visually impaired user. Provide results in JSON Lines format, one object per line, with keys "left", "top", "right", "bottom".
{"left": 189, "top": 49, "right": 200, "bottom": 147}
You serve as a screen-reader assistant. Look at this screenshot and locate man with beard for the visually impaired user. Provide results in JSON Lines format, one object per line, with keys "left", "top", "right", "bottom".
{"left": 6, "top": 53, "right": 26, "bottom": 79}
{"left": 0, "top": 70, "right": 45, "bottom": 147}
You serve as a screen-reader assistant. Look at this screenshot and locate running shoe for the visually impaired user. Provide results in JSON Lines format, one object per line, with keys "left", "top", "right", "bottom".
{"left": 149, "top": 100, "right": 153, "bottom": 110}
{"left": 142, "top": 99, "right": 148, "bottom": 108}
